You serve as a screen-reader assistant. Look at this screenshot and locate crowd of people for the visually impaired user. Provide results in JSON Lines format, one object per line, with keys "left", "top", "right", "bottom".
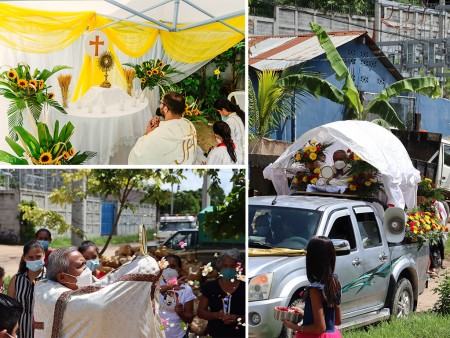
{"left": 128, "top": 92, "right": 245, "bottom": 166}
{"left": 0, "top": 229, "right": 245, "bottom": 338}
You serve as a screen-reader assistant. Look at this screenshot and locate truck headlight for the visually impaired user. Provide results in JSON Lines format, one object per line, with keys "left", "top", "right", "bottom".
{"left": 248, "top": 272, "right": 273, "bottom": 301}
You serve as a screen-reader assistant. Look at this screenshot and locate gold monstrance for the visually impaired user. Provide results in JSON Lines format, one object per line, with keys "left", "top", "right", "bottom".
{"left": 98, "top": 51, "right": 115, "bottom": 88}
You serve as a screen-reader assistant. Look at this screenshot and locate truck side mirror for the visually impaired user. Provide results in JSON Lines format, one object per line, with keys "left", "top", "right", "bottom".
{"left": 332, "top": 239, "right": 351, "bottom": 256}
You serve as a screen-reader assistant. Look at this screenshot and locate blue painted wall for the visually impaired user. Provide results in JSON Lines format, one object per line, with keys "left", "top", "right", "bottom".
{"left": 251, "top": 38, "right": 450, "bottom": 140}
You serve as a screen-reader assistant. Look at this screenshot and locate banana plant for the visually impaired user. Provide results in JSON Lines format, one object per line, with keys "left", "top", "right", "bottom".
{"left": 0, "top": 120, "right": 96, "bottom": 165}
{"left": 305, "top": 22, "right": 441, "bottom": 129}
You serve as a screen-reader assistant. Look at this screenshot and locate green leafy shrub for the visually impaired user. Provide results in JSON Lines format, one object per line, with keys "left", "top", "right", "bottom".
{"left": 432, "top": 272, "right": 450, "bottom": 314}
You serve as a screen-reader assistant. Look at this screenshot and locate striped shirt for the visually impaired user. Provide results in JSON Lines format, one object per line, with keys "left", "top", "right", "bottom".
{"left": 14, "top": 271, "right": 44, "bottom": 338}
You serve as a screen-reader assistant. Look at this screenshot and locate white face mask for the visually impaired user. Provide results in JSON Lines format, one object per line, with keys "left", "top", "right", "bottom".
{"left": 162, "top": 268, "right": 179, "bottom": 281}
{"left": 334, "top": 160, "right": 346, "bottom": 170}
{"left": 63, "top": 267, "right": 93, "bottom": 288}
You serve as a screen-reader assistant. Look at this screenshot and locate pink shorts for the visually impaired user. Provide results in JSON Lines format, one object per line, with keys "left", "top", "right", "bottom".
{"left": 295, "top": 328, "right": 342, "bottom": 338}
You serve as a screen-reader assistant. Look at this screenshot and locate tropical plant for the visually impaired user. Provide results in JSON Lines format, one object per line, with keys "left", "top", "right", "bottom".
{"left": 183, "top": 96, "right": 208, "bottom": 123}
{"left": 288, "top": 22, "right": 442, "bottom": 130}
{"left": 249, "top": 68, "right": 313, "bottom": 138}
{"left": 123, "top": 59, "right": 180, "bottom": 92}
{"left": 0, "top": 63, "right": 70, "bottom": 139}
{"left": 0, "top": 120, "right": 96, "bottom": 165}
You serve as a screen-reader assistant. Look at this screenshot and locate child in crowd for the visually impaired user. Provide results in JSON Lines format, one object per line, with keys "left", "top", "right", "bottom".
{"left": 7, "top": 241, "right": 45, "bottom": 338}
{"left": 282, "top": 236, "right": 342, "bottom": 338}
{"left": 78, "top": 240, "right": 103, "bottom": 278}
{"left": 0, "top": 294, "right": 23, "bottom": 338}
{"left": 35, "top": 228, "right": 53, "bottom": 267}
{"left": 207, "top": 121, "right": 243, "bottom": 165}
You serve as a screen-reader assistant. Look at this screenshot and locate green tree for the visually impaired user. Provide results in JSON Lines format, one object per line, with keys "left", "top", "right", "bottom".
{"left": 209, "top": 184, "right": 226, "bottom": 207}
{"left": 18, "top": 200, "right": 37, "bottom": 243}
{"left": 173, "top": 189, "right": 202, "bottom": 214}
{"left": 202, "top": 169, "right": 245, "bottom": 240}
{"left": 19, "top": 169, "right": 185, "bottom": 254}
{"left": 278, "top": 22, "right": 442, "bottom": 129}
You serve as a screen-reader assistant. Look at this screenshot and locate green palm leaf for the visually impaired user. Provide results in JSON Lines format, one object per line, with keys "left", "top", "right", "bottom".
{"left": 0, "top": 150, "right": 28, "bottom": 165}
{"left": 5, "top": 136, "right": 26, "bottom": 157}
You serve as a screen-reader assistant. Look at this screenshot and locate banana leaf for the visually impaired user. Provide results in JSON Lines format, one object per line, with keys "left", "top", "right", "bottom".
{"left": 38, "top": 65, "right": 72, "bottom": 81}
{"left": 13, "top": 126, "right": 40, "bottom": 158}
{"left": 5, "top": 136, "right": 26, "bottom": 157}
{"left": 69, "top": 151, "right": 97, "bottom": 164}
{"left": 0, "top": 150, "right": 28, "bottom": 165}
{"left": 366, "top": 100, "right": 406, "bottom": 130}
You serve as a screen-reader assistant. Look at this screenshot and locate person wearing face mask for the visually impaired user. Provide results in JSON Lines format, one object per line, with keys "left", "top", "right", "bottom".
{"left": 35, "top": 228, "right": 53, "bottom": 267}
{"left": 0, "top": 294, "right": 23, "bottom": 338}
{"left": 7, "top": 241, "right": 45, "bottom": 338}
{"left": 33, "top": 247, "right": 165, "bottom": 338}
{"left": 78, "top": 240, "right": 102, "bottom": 278}
{"left": 206, "top": 121, "right": 243, "bottom": 165}
{"left": 159, "top": 254, "right": 195, "bottom": 338}
{"left": 254, "top": 214, "right": 274, "bottom": 244}
{"left": 331, "top": 150, "right": 350, "bottom": 179}
{"left": 197, "top": 249, "right": 245, "bottom": 338}
{"left": 128, "top": 92, "right": 198, "bottom": 165}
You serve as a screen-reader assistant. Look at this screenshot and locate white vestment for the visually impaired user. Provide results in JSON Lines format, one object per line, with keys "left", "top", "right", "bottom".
{"left": 128, "top": 118, "right": 197, "bottom": 165}
{"left": 225, "top": 113, "right": 245, "bottom": 161}
{"left": 206, "top": 145, "right": 244, "bottom": 165}
{"left": 34, "top": 256, "right": 165, "bottom": 338}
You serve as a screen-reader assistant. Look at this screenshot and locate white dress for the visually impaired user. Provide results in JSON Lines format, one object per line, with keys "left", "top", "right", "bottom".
{"left": 206, "top": 144, "right": 244, "bottom": 165}
{"left": 128, "top": 118, "right": 197, "bottom": 165}
{"left": 159, "top": 280, "right": 196, "bottom": 338}
{"left": 225, "top": 112, "right": 245, "bottom": 161}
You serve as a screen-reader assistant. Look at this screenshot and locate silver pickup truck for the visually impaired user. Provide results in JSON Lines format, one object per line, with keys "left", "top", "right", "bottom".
{"left": 248, "top": 194, "right": 429, "bottom": 338}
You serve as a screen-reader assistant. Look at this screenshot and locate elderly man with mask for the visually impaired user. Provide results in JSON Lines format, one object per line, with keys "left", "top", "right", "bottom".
{"left": 128, "top": 92, "right": 199, "bottom": 165}
{"left": 33, "top": 247, "right": 164, "bottom": 338}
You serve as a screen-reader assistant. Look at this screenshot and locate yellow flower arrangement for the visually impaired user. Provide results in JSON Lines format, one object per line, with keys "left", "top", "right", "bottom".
{"left": 182, "top": 95, "right": 207, "bottom": 123}
{"left": 123, "top": 59, "right": 179, "bottom": 91}
{"left": 406, "top": 204, "right": 448, "bottom": 247}
{"left": 345, "top": 149, "right": 383, "bottom": 198}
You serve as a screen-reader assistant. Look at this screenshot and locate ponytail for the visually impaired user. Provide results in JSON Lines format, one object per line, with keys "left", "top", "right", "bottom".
{"left": 213, "top": 121, "right": 237, "bottom": 163}
{"left": 214, "top": 97, "right": 246, "bottom": 126}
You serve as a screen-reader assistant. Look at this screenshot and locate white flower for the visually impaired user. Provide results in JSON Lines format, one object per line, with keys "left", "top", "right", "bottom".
{"left": 158, "top": 257, "right": 169, "bottom": 270}
{"left": 202, "top": 262, "right": 213, "bottom": 276}
{"left": 214, "top": 253, "right": 218, "bottom": 257}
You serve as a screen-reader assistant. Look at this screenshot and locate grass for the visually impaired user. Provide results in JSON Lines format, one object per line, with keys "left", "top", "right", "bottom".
{"left": 51, "top": 230, "right": 155, "bottom": 249}
{"left": 344, "top": 313, "right": 450, "bottom": 338}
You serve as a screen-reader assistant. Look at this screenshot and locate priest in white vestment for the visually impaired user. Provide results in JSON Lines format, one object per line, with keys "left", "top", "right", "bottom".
{"left": 128, "top": 92, "right": 197, "bottom": 165}
{"left": 33, "top": 247, "right": 165, "bottom": 338}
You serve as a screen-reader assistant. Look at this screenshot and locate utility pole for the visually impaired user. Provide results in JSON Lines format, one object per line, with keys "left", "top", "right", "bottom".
{"left": 71, "top": 178, "right": 86, "bottom": 246}
{"left": 201, "top": 174, "right": 211, "bottom": 209}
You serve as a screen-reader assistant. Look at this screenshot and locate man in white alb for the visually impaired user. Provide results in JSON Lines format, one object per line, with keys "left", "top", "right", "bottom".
{"left": 128, "top": 92, "right": 198, "bottom": 165}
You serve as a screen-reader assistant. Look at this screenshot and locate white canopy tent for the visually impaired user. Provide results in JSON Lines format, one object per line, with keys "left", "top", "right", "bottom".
{"left": 263, "top": 121, "right": 421, "bottom": 209}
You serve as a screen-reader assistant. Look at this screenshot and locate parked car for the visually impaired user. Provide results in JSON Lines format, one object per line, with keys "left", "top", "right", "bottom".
{"left": 248, "top": 194, "right": 429, "bottom": 338}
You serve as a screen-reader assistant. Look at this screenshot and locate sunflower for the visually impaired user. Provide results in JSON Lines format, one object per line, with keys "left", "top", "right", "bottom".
{"left": 7, "top": 69, "right": 17, "bottom": 80}
{"left": 152, "top": 69, "right": 159, "bottom": 75}
{"left": 62, "top": 151, "right": 70, "bottom": 160}
{"left": 39, "top": 152, "right": 52, "bottom": 165}
{"left": 214, "top": 69, "right": 221, "bottom": 76}
{"left": 29, "top": 79, "right": 38, "bottom": 89}
{"left": 39, "top": 80, "right": 45, "bottom": 90}
{"left": 48, "top": 93, "right": 55, "bottom": 100}
{"left": 158, "top": 61, "right": 164, "bottom": 67}
{"left": 55, "top": 161, "right": 61, "bottom": 165}
{"left": 69, "top": 147, "right": 75, "bottom": 156}
{"left": 146, "top": 70, "right": 152, "bottom": 76}
{"left": 140, "top": 78, "right": 146, "bottom": 83}
{"left": 17, "top": 79, "right": 28, "bottom": 88}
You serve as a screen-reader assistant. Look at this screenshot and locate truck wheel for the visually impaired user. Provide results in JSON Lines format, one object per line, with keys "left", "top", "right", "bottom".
{"left": 278, "top": 293, "right": 304, "bottom": 338}
{"left": 390, "top": 278, "right": 413, "bottom": 318}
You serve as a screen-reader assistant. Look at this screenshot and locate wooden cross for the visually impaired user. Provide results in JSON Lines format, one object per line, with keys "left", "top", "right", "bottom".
{"left": 89, "top": 35, "right": 104, "bottom": 57}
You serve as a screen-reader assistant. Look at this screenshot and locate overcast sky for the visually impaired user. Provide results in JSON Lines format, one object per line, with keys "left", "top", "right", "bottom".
{"left": 161, "top": 169, "right": 235, "bottom": 194}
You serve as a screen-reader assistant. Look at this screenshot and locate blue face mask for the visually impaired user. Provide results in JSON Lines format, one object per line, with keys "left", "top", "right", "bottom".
{"left": 38, "top": 240, "right": 50, "bottom": 250}
{"left": 26, "top": 259, "right": 44, "bottom": 272}
{"left": 221, "top": 115, "right": 228, "bottom": 122}
{"left": 86, "top": 259, "right": 100, "bottom": 271}
{"left": 221, "top": 268, "right": 237, "bottom": 281}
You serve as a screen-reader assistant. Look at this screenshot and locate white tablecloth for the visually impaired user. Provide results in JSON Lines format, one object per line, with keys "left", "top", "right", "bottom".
{"left": 47, "top": 87, "right": 151, "bottom": 165}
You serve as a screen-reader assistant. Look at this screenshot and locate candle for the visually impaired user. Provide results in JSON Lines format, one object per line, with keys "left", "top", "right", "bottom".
{"left": 131, "top": 97, "right": 137, "bottom": 107}
{"left": 100, "top": 102, "right": 106, "bottom": 114}
{"left": 87, "top": 102, "right": 93, "bottom": 114}
{"left": 119, "top": 99, "right": 124, "bottom": 111}
{"left": 77, "top": 100, "right": 82, "bottom": 109}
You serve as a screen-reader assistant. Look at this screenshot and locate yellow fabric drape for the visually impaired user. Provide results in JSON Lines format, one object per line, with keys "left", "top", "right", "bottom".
{"left": 161, "top": 17, "right": 245, "bottom": 63}
{"left": 0, "top": 3, "right": 95, "bottom": 53}
{"left": 96, "top": 16, "right": 159, "bottom": 58}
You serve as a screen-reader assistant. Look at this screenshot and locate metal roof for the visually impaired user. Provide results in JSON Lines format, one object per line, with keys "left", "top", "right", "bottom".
{"left": 249, "top": 31, "right": 365, "bottom": 71}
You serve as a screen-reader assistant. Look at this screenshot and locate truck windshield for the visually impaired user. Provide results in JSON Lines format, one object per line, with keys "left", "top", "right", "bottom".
{"left": 160, "top": 222, "right": 195, "bottom": 231}
{"left": 249, "top": 206, "right": 322, "bottom": 250}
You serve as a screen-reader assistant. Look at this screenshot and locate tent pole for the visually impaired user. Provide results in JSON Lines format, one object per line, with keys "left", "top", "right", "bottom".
{"left": 172, "top": 0, "right": 181, "bottom": 31}
{"left": 97, "top": 0, "right": 173, "bottom": 30}
{"left": 105, "top": 0, "right": 172, "bottom": 31}
{"left": 177, "top": 10, "right": 244, "bottom": 34}
{"left": 181, "top": 0, "right": 244, "bottom": 34}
